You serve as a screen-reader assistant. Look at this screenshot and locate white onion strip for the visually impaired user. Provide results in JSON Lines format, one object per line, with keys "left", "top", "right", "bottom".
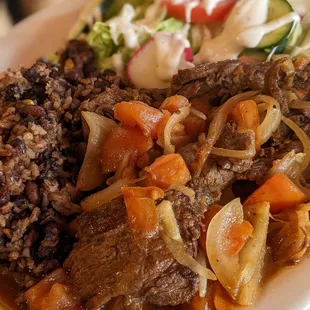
{"left": 168, "top": 184, "right": 195, "bottom": 198}
{"left": 282, "top": 116, "right": 310, "bottom": 172}
{"left": 162, "top": 106, "right": 191, "bottom": 154}
{"left": 81, "top": 176, "right": 145, "bottom": 212}
{"left": 211, "top": 130, "right": 256, "bottom": 159}
{"left": 255, "top": 95, "right": 282, "bottom": 145}
{"left": 158, "top": 200, "right": 217, "bottom": 281}
{"left": 196, "top": 249, "right": 208, "bottom": 297}
{"left": 190, "top": 107, "right": 207, "bottom": 120}
{"left": 193, "top": 91, "right": 259, "bottom": 177}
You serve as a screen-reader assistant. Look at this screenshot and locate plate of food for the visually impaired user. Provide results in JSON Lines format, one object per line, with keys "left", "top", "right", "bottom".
{"left": 1, "top": 0, "right": 310, "bottom": 309}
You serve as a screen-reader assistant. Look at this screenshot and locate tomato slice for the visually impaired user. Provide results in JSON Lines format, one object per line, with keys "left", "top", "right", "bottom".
{"left": 160, "top": 0, "right": 237, "bottom": 24}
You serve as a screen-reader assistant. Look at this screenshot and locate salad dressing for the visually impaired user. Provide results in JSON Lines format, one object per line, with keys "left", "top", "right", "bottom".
{"left": 195, "top": 0, "right": 300, "bottom": 63}
{"left": 154, "top": 27, "right": 194, "bottom": 81}
{"left": 203, "top": 0, "right": 224, "bottom": 15}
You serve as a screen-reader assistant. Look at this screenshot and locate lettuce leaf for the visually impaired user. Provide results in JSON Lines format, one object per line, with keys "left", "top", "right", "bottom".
{"left": 87, "top": 22, "right": 117, "bottom": 60}
{"left": 156, "top": 18, "right": 184, "bottom": 34}
{"left": 105, "top": 0, "right": 152, "bottom": 20}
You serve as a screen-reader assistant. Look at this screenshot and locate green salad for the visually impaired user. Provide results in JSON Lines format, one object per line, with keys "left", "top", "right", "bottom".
{"left": 66, "top": 0, "right": 310, "bottom": 88}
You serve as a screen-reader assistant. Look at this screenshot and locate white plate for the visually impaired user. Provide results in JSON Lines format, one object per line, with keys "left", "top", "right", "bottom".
{"left": 0, "top": 2, "right": 310, "bottom": 310}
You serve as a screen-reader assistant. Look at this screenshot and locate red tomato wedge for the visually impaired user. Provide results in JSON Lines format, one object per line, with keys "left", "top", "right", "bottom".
{"left": 160, "top": 0, "right": 237, "bottom": 24}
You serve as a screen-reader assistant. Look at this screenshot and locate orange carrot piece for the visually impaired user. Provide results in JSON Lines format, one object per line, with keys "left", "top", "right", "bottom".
{"left": 40, "top": 283, "right": 80, "bottom": 310}
{"left": 122, "top": 187, "right": 164, "bottom": 231}
{"left": 24, "top": 269, "right": 68, "bottom": 310}
{"left": 199, "top": 205, "right": 222, "bottom": 253}
{"left": 188, "top": 293, "right": 208, "bottom": 310}
{"left": 122, "top": 186, "right": 165, "bottom": 200}
{"left": 226, "top": 220, "right": 253, "bottom": 256}
{"left": 183, "top": 114, "right": 206, "bottom": 137}
{"left": 114, "top": 101, "right": 164, "bottom": 138}
{"left": 231, "top": 99, "right": 260, "bottom": 149}
{"left": 144, "top": 154, "right": 191, "bottom": 189}
{"left": 157, "top": 110, "right": 187, "bottom": 147}
{"left": 214, "top": 282, "right": 234, "bottom": 310}
{"left": 102, "top": 125, "right": 153, "bottom": 173}
{"left": 239, "top": 55, "right": 259, "bottom": 64}
{"left": 159, "top": 95, "right": 190, "bottom": 113}
{"left": 244, "top": 173, "right": 306, "bottom": 213}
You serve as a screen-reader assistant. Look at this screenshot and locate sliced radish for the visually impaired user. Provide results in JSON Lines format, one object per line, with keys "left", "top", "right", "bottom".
{"left": 127, "top": 33, "right": 194, "bottom": 89}
{"left": 127, "top": 38, "right": 169, "bottom": 89}
{"left": 184, "top": 47, "right": 194, "bottom": 62}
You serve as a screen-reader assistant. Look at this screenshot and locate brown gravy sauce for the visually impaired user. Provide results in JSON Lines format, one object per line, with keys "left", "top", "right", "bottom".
{"left": 0, "top": 267, "right": 25, "bottom": 310}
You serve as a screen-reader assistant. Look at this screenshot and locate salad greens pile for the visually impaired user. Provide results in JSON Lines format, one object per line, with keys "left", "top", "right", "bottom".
{"left": 67, "top": 0, "right": 310, "bottom": 86}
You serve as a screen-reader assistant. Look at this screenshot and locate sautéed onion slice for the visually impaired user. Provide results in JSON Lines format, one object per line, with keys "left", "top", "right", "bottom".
{"left": 158, "top": 200, "right": 216, "bottom": 281}
{"left": 162, "top": 106, "right": 191, "bottom": 154}
{"left": 211, "top": 130, "right": 256, "bottom": 159}
{"left": 255, "top": 95, "right": 282, "bottom": 145}
{"left": 193, "top": 91, "right": 259, "bottom": 177}
{"left": 282, "top": 116, "right": 310, "bottom": 173}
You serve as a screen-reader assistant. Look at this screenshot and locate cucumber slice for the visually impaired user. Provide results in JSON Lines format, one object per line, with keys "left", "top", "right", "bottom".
{"left": 239, "top": 49, "right": 268, "bottom": 61}
{"left": 256, "top": 0, "right": 294, "bottom": 49}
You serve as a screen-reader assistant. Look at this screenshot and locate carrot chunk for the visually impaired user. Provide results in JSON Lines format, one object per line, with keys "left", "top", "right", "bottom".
{"left": 214, "top": 282, "right": 234, "bottom": 310}
{"left": 102, "top": 125, "right": 153, "bottom": 173}
{"left": 114, "top": 101, "right": 164, "bottom": 138}
{"left": 183, "top": 114, "right": 206, "bottom": 137}
{"left": 225, "top": 220, "right": 253, "bottom": 256}
{"left": 144, "top": 154, "right": 191, "bottom": 189}
{"left": 231, "top": 99, "right": 260, "bottom": 147}
{"left": 159, "top": 95, "right": 190, "bottom": 113}
{"left": 244, "top": 173, "right": 306, "bottom": 213}
{"left": 24, "top": 269, "right": 80, "bottom": 310}
{"left": 122, "top": 187, "right": 164, "bottom": 231}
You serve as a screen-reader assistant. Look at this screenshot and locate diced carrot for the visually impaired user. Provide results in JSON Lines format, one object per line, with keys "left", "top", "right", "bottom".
{"left": 231, "top": 100, "right": 259, "bottom": 131}
{"left": 183, "top": 114, "right": 206, "bottom": 137}
{"left": 159, "top": 95, "right": 190, "bottom": 113}
{"left": 188, "top": 293, "right": 208, "bottom": 310}
{"left": 239, "top": 55, "right": 259, "bottom": 64}
{"left": 157, "top": 110, "right": 187, "bottom": 142}
{"left": 214, "top": 282, "right": 234, "bottom": 310}
{"left": 24, "top": 269, "right": 68, "bottom": 310}
{"left": 144, "top": 154, "right": 191, "bottom": 189}
{"left": 114, "top": 101, "right": 164, "bottom": 138}
{"left": 225, "top": 220, "right": 253, "bottom": 256}
{"left": 191, "top": 97, "right": 212, "bottom": 115}
{"left": 122, "top": 187, "right": 164, "bottom": 231}
{"left": 122, "top": 186, "right": 165, "bottom": 200}
{"left": 231, "top": 99, "right": 260, "bottom": 148}
{"left": 199, "top": 205, "right": 222, "bottom": 253}
{"left": 102, "top": 125, "right": 153, "bottom": 173}
{"left": 244, "top": 173, "right": 306, "bottom": 213}
{"left": 40, "top": 283, "right": 80, "bottom": 310}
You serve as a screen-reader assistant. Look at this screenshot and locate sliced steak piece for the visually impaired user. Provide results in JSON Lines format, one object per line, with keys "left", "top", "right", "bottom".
{"left": 64, "top": 200, "right": 199, "bottom": 310}
{"left": 170, "top": 58, "right": 310, "bottom": 114}
{"left": 170, "top": 60, "right": 269, "bottom": 100}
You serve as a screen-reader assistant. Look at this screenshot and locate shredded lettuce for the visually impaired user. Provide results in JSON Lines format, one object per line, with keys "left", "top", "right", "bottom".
{"left": 87, "top": 22, "right": 117, "bottom": 60}
{"left": 156, "top": 18, "right": 184, "bottom": 34}
{"left": 105, "top": 0, "right": 152, "bottom": 20}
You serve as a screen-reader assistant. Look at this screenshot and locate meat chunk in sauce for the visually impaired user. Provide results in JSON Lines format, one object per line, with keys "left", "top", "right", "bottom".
{"left": 64, "top": 200, "right": 199, "bottom": 310}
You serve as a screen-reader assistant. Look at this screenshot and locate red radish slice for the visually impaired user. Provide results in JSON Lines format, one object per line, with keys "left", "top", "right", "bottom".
{"left": 128, "top": 34, "right": 194, "bottom": 89}
{"left": 184, "top": 47, "right": 194, "bottom": 62}
{"left": 127, "top": 38, "right": 170, "bottom": 89}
